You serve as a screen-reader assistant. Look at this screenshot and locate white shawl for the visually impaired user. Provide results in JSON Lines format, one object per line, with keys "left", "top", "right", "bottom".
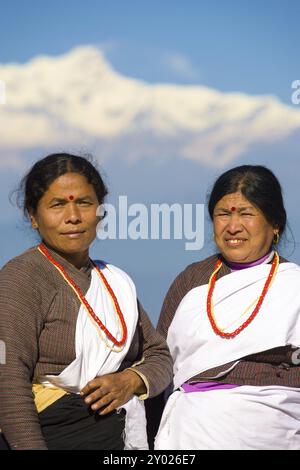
{"left": 155, "top": 261, "right": 300, "bottom": 450}
{"left": 167, "top": 261, "right": 300, "bottom": 390}
{"left": 38, "top": 261, "right": 148, "bottom": 450}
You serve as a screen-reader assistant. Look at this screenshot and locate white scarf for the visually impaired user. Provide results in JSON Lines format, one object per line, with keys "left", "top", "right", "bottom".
{"left": 38, "top": 261, "right": 148, "bottom": 450}
{"left": 167, "top": 261, "right": 300, "bottom": 390}
{"left": 155, "top": 261, "right": 300, "bottom": 450}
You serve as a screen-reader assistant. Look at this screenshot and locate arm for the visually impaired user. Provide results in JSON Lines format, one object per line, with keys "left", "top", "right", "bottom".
{"left": 127, "top": 301, "right": 173, "bottom": 399}
{"left": 146, "top": 266, "right": 193, "bottom": 447}
{"left": 0, "top": 259, "right": 47, "bottom": 450}
{"left": 80, "top": 301, "right": 173, "bottom": 413}
{"left": 157, "top": 265, "right": 193, "bottom": 338}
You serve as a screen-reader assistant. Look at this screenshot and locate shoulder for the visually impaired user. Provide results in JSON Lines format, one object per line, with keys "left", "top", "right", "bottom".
{"left": 183, "top": 253, "right": 219, "bottom": 276}
{"left": 1, "top": 246, "right": 57, "bottom": 288}
{"left": 161, "top": 254, "right": 219, "bottom": 301}
{"left": 93, "top": 260, "right": 137, "bottom": 291}
{"left": 157, "top": 254, "right": 219, "bottom": 336}
{"left": 278, "top": 258, "right": 300, "bottom": 278}
{"left": 173, "top": 253, "right": 219, "bottom": 287}
{"left": 1, "top": 246, "right": 41, "bottom": 274}
{"left": 277, "top": 254, "right": 300, "bottom": 273}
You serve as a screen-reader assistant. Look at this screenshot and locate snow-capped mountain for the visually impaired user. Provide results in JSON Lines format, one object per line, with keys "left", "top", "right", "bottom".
{"left": 0, "top": 45, "right": 299, "bottom": 169}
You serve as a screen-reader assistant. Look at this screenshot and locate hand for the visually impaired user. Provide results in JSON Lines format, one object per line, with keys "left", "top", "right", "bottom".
{"left": 80, "top": 369, "right": 146, "bottom": 415}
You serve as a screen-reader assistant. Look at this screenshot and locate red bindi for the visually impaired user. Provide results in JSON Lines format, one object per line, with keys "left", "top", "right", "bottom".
{"left": 231, "top": 207, "right": 236, "bottom": 212}
{"left": 69, "top": 195, "right": 74, "bottom": 201}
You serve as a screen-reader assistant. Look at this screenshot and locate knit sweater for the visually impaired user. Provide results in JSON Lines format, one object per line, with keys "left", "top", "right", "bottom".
{"left": 0, "top": 246, "right": 173, "bottom": 450}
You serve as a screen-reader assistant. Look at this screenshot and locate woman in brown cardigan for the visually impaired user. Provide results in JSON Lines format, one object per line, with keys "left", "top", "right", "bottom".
{"left": 0, "top": 153, "right": 172, "bottom": 450}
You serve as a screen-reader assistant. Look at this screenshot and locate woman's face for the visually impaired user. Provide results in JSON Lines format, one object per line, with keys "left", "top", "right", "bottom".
{"left": 213, "top": 191, "right": 277, "bottom": 263}
{"left": 30, "top": 172, "right": 100, "bottom": 266}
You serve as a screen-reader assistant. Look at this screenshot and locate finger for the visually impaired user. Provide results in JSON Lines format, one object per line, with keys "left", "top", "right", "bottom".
{"left": 84, "top": 387, "right": 106, "bottom": 405}
{"left": 80, "top": 383, "right": 96, "bottom": 396}
{"left": 80, "top": 378, "right": 104, "bottom": 396}
{"left": 99, "top": 399, "right": 120, "bottom": 416}
{"left": 90, "top": 393, "right": 116, "bottom": 411}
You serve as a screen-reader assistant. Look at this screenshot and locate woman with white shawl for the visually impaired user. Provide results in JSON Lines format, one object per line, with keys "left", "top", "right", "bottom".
{"left": 154, "top": 165, "right": 300, "bottom": 450}
{"left": 0, "top": 153, "right": 172, "bottom": 450}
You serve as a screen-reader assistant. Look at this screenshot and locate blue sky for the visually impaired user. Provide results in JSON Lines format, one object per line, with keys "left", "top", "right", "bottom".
{"left": 0, "top": 0, "right": 299, "bottom": 102}
{"left": 0, "top": 1, "right": 299, "bottom": 322}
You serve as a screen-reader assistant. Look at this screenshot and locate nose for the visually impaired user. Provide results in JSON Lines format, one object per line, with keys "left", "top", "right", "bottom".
{"left": 226, "top": 213, "right": 243, "bottom": 234}
{"left": 64, "top": 202, "right": 82, "bottom": 224}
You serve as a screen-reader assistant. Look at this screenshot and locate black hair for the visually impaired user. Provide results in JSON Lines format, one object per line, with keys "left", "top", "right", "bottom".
{"left": 16, "top": 153, "right": 108, "bottom": 217}
{"left": 208, "top": 165, "right": 286, "bottom": 236}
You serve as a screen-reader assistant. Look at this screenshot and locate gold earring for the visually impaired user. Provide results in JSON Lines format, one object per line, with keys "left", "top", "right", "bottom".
{"left": 273, "top": 232, "right": 280, "bottom": 245}
{"left": 31, "top": 219, "right": 38, "bottom": 229}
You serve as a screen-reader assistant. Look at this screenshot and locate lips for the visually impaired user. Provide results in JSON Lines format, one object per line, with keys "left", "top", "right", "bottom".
{"left": 62, "top": 231, "right": 85, "bottom": 235}
{"left": 225, "top": 238, "right": 247, "bottom": 246}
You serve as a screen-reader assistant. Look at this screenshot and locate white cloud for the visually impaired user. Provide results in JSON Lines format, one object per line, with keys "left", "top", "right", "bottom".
{"left": 0, "top": 45, "right": 300, "bottom": 170}
{"left": 163, "top": 52, "right": 200, "bottom": 80}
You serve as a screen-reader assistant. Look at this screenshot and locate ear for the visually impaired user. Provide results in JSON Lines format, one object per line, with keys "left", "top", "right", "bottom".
{"left": 273, "top": 227, "right": 280, "bottom": 245}
{"left": 29, "top": 212, "right": 39, "bottom": 230}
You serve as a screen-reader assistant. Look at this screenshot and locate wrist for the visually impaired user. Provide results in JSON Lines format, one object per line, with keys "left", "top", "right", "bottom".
{"left": 122, "top": 369, "right": 147, "bottom": 396}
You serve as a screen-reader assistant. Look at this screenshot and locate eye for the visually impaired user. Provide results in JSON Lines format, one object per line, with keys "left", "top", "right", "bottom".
{"left": 78, "top": 201, "right": 92, "bottom": 206}
{"left": 51, "top": 202, "right": 63, "bottom": 208}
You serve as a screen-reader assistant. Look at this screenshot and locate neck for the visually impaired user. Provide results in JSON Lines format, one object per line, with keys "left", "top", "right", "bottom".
{"left": 223, "top": 251, "right": 273, "bottom": 270}
{"left": 42, "top": 242, "right": 90, "bottom": 270}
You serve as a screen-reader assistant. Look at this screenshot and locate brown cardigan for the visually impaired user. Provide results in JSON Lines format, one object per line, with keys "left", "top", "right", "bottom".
{"left": 0, "top": 246, "right": 173, "bottom": 450}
